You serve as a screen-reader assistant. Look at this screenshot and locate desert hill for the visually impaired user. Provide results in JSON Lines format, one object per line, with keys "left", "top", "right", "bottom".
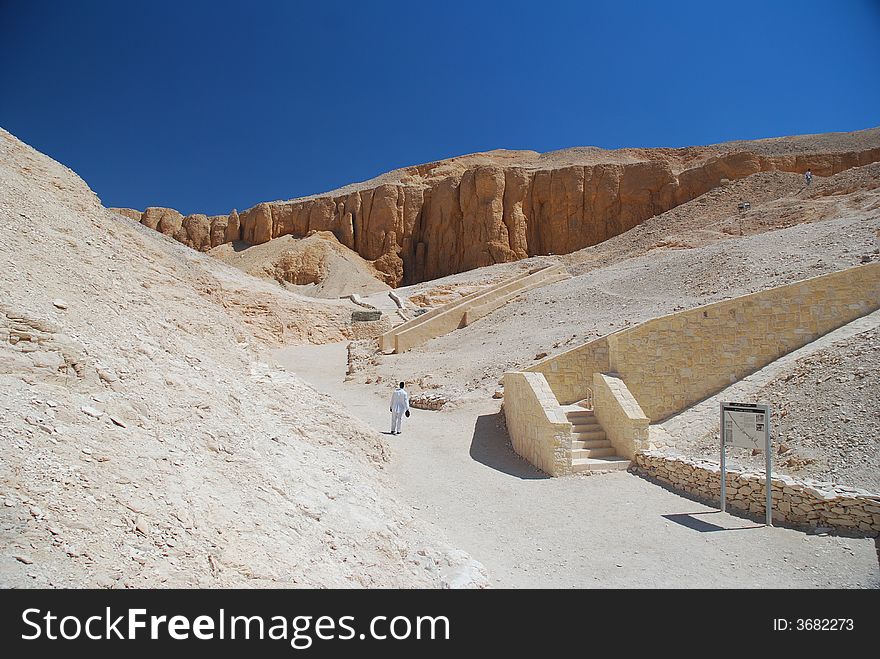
{"left": 114, "top": 127, "right": 880, "bottom": 287}
{"left": 3, "top": 124, "right": 879, "bottom": 589}
{"left": 209, "top": 231, "right": 391, "bottom": 298}
{"left": 0, "top": 128, "right": 486, "bottom": 588}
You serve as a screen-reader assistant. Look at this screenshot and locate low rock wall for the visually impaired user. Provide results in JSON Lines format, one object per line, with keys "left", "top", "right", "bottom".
{"left": 632, "top": 450, "right": 880, "bottom": 536}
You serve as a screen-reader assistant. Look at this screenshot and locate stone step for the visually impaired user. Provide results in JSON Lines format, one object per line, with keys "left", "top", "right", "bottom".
{"left": 572, "top": 447, "right": 617, "bottom": 459}
{"left": 571, "top": 456, "right": 631, "bottom": 474}
{"left": 572, "top": 423, "right": 602, "bottom": 433}
{"left": 566, "top": 410, "right": 595, "bottom": 420}
{"left": 571, "top": 439, "right": 612, "bottom": 450}
{"left": 571, "top": 430, "right": 606, "bottom": 441}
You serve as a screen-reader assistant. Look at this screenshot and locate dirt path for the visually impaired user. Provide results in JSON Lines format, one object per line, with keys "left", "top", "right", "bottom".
{"left": 272, "top": 344, "right": 878, "bottom": 588}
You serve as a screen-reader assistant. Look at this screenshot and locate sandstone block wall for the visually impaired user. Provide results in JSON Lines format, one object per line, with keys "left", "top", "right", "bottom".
{"left": 346, "top": 318, "right": 392, "bottom": 341}
{"left": 501, "top": 372, "right": 572, "bottom": 476}
{"left": 525, "top": 338, "right": 610, "bottom": 405}
{"left": 610, "top": 262, "right": 880, "bottom": 421}
{"left": 633, "top": 451, "right": 880, "bottom": 536}
{"left": 591, "top": 373, "right": 649, "bottom": 460}
{"left": 526, "top": 263, "right": 880, "bottom": 420}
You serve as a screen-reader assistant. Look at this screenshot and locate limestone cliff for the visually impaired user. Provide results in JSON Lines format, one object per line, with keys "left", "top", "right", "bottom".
{"left": 113, "top": 128, "right": 880, "bottom": 286}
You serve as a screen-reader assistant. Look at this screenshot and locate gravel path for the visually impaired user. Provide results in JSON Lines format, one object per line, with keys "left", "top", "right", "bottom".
{"left": 273, "top": 343, "right": 879, "bottom": 589}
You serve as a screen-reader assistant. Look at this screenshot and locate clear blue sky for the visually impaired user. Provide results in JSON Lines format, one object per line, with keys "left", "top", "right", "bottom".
{"left": 2, "top": 0, "right": 878, "bottom": 215}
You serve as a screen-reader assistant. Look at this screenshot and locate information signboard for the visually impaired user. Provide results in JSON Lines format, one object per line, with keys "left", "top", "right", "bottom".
{"left": 720, "top": 402, "right": 772, "bottom": 526}
{"left": 723, "top": 405, "right": 768, "bottom": 450}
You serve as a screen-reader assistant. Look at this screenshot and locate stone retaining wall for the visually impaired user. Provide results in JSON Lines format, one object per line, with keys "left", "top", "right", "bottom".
{"left": 347, "top": 318, "right": 391, "bottom": 341}
{"left": 592, "top": 373, "right": 649, "bottom": 460}
{"left": 632, "top": 451, "right": 880, "bottom": 536}
{"left": 611, "top": 262, "right": 880, "bottom": 421}
{"left": 526, "top": 262, "right": 880, "bottom": 419}
{"left": 501, "top": 371, "right": 572, "bottom": 476}
{"left": 525, "top": 337, "right": 610, "bottom": 405}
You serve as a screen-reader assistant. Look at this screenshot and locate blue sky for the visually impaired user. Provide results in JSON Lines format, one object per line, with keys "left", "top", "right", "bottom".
{"left": 1, "top": 0, "right": 878, "bottom": 215}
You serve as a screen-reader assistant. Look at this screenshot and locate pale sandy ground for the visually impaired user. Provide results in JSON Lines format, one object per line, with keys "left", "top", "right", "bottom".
{"left": 273, "top": 343, "right": 879, "bottom": 589}
{"left": 0, "top": 128, "right": 487, "bottom": 589}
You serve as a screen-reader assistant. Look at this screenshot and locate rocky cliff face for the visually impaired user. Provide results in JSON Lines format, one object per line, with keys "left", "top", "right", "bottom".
{"left": 115, "top": 130, "right": 880, "bottom": 286}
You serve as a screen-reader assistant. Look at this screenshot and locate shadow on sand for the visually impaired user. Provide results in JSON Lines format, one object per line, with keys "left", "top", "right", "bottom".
{"left": 469, "top": 412, "right": 547, "bottom": 480}
{"left": 662, "top": 511, "right": 764, "bottom": 533}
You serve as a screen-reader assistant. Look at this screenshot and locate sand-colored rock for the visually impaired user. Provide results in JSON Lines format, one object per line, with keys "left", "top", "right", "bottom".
{"left": 209, "top": 231, "right": 391, "bottom": 298}
{"left": 1, "top": 127, "right": 483, "bottom": 588}
{"left": 123, "top": 129, "right": 880, "bottom": 287}
{"left": 110, "top": 207, "right": 142, "bottom": 221}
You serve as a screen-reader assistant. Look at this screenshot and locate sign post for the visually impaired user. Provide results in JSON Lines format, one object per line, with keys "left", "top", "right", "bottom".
{"left": 720, "top": 402, "right": 772, "bottom": 526}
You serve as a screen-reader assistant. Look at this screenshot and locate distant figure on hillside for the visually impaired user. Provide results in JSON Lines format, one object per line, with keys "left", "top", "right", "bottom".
{"left": 804, "top": 169, "right": 813, "bottom": 186}
{"left": 390, "top": 382, "right": 410, "bottom": 435}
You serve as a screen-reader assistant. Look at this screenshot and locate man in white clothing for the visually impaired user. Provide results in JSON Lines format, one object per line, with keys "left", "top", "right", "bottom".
{"left": 389, "top": 381, "right": 410, "bottom": 435}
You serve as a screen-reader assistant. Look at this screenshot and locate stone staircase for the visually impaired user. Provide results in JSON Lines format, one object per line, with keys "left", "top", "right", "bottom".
{"left": 563, "top": 406, "right": 630, "bottom": 474}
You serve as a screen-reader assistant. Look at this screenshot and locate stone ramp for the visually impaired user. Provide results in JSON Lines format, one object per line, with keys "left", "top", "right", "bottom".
{"left": 505, "top": 263, "right": 880, "bottom": 477}
{"left": 462, "top": 268, "right": 570, "bottom": 326}
{"left": 380, "top": 264, "right": 569, "bottom": 353}
{"left": 652, "top": 307, "right": 880, "bottom": 450}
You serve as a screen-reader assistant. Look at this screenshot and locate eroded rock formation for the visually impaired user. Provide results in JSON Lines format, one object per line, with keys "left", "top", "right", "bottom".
{"left": 113, "top": 129, "right": 880, "bottom": 285}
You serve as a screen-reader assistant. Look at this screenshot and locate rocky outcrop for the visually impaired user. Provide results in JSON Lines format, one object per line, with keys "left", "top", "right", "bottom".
{"left": 113, "top": 206, "right": 238, "bottom": 252}
{"left": 208, "top": 231, "right": 391, "bottom": 298}
{"left": 114, "top": 130, "right": 880, "bottom": 286}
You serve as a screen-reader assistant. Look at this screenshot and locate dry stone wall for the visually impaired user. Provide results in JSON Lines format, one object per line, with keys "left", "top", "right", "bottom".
{"left": 346, "top": 318, "right": 391, "bottom": 341}
{"left": 409, "top": 393, "right": 448, "bottom": 411}
{"left": 633, "top": 451, "right": 880, "bottom": 536}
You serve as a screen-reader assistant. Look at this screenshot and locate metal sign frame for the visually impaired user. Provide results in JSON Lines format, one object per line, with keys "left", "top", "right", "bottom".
{"left": 720, "top": 402, "right": 772, "bottom": 526}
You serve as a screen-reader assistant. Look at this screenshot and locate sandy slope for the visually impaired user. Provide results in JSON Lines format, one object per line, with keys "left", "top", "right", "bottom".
{"left": 210, "top": 232, "right": 391, "bottom": 299}
{"left": 0, "top": 128, "right": 487, "bottom": 588}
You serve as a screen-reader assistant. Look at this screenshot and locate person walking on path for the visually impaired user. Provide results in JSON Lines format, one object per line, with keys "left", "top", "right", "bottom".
{"left": 804, "top": 168, "right": 813, "bottom": 186}
{"left": 390, "top": 382, "right": 410, "bottom": 435}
